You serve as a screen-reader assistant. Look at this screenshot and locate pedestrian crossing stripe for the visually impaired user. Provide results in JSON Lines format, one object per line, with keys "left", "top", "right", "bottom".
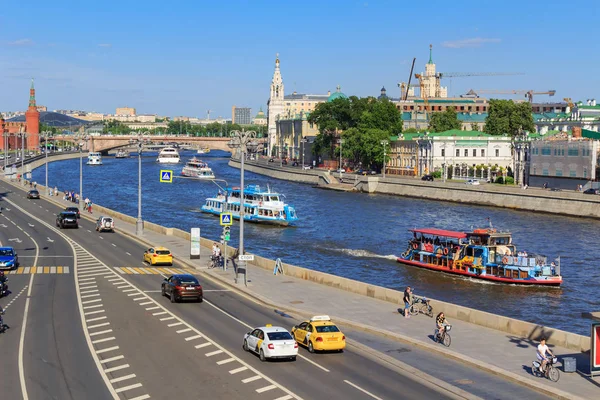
{"left": 113, "top": 267, "right": 196, "bottom": 275}
{"left": 5, "top": 266, "right": 70, "bottom": 274}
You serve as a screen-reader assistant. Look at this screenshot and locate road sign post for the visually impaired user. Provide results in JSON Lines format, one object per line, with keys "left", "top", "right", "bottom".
{"left": 159, "top": 170, "right": 173, "bottom": 183}
{"left": 220, "top": 225, "right": 231, "bottom": 270}
{"left": 219, "top": 212, "right": 233, "bottom": 226}
{"left": 190, "top": 228, "right": 200, "bottom": 260}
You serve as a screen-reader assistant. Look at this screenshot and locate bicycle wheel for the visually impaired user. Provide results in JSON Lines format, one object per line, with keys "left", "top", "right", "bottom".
{"left": 425, "top": 305, "right": 433, "bottom": 317}
{"left": 409, "top": 304, "right": 419, "bottom": 316}
{"left": 442, "top": 333, "right": 451, "bottom": 347}
{"left": 548, "top": 367, "right": 560, "bottom": 382}
{"left": 207, "top": 259, "right": 214, "bottom": 268}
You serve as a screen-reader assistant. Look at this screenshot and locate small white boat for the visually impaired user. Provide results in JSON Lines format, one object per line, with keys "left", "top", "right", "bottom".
{"left": 115, "top": 150, "right": 129, "bottom": 159}
{"left": 197, "top": 147, "right": 210, "bottom": 154}
{"left": 86, "top": 152, "right": 103, "bottom": 166}
{"left": 156, "top": 147, "right": 180, "bottom": 164}
{"left": 181, "top": 157, "right": 215, "bottom": 179}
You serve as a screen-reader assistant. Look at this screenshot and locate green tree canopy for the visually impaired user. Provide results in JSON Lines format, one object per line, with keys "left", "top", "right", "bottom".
{"left": 484, "top": 99, "right": 534, "bottom": 137}
{"left": 428, "top": 106, "right": 462, "bottom": 132}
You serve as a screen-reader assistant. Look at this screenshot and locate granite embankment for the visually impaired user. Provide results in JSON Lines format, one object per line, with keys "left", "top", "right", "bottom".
{"left": 229, "top": 158, "right": 600, "bottom": 219}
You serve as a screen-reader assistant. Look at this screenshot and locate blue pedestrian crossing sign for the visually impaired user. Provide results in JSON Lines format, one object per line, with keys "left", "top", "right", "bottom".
{"left": 160, "top": 170, "right": 173, "bottom": 183}
{"left": 220, "top": 213, "right": 233, "bottom": 226}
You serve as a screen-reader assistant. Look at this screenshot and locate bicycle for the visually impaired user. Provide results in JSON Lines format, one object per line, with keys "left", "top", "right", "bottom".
{"left": 207, "top": 255, "right": 223, "bottom": 269}
{"left": 409, "top": 296, "right": 434, "bottom": 317}
{"left": 434, "top": 324, "right": 452, "bottom": 347}
{"left": 532, "top": 356, "right": 560, "bottom": 382}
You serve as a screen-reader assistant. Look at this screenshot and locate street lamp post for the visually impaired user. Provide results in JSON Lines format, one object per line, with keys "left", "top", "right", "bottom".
{"left": 442, "top": 142, "right": 447, "bottom": 183}
{"left": 301, "top": 138, "right": 308, "bottom": 168}
{"left": 41, "top": 130, "right": 52, "bottom": 194}
{"left": 18, "top": 130, "right": 28, "bottom": 186}
{"left": 2, "top": 132, "right": 8, "bottom": 172}
{"left": 338, "top": 138, "right": 345, "bottom": 180}
{"left": 131, "top": 133, "right": 149, "bottom": 236}
{"left": 228, "top": 129, "right": 258, "bottom": 286}
{"left": 381, "top": 140, "right": 389, "bottom": 179}
{"left": 77, "top": 134, "right": 89, "bottom": 211}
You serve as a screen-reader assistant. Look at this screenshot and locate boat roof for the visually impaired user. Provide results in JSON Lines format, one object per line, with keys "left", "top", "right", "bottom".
{"left": 410, "top": 228, "right": 466, "bottom": 239}
{"left": 229, "top": 184, "right": 280, "bottom": 195}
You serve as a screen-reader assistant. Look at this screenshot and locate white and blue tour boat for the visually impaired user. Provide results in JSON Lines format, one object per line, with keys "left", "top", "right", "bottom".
{"left": 201, "top": 184, "right": 298, "bottom": 226}
{"left": 86, "top": 152, "right": 103, "bottom": 165}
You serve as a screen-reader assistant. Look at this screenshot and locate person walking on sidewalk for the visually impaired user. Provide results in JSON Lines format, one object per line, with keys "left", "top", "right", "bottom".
{"left": 403, "top": 286, "right": 412, "bottom": 318}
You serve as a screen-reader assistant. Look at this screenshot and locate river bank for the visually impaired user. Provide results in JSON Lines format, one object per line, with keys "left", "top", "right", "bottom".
{"left": 229, "top": 157, "right": 600, "bottom": 219}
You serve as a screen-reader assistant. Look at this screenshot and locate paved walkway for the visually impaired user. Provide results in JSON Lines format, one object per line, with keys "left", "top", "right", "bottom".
{"left": 17, "top": 180, "right": 600, "bottom": 400}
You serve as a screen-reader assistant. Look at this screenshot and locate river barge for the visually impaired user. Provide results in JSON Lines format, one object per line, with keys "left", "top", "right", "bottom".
{"left": 397, "top": 227, "right": 562, "bottom": 286}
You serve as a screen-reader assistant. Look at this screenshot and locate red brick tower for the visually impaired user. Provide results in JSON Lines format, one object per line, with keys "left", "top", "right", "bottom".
{"left": 0, "top": 116, "right": 5, "bottom": 151}
{"left": 25, "top": 78, "right": 40, "bottom": 150}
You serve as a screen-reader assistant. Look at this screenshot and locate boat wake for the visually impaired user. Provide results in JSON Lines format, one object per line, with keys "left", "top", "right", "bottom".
{"left": 332, "top": 248, "right": 397, "bottom": 260}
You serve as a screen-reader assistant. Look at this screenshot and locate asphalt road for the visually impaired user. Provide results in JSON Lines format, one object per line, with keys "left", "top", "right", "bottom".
{"left": 0, "top": 180, "right": 551, "bottom": 400}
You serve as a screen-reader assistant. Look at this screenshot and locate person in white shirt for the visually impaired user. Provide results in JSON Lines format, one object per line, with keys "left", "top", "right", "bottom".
{"left": 536, "top": 337, "right": 554, "bottom": 373}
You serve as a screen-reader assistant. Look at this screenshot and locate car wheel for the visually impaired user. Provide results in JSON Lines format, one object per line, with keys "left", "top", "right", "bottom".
{"left": 170, "top": 291, "right": 177, "bottom": 303}
{"left": 259, "top": 349, "right": 266, "bottom": 362}
{"left": 290, "top": 356, "right": 297, "bottom": 361}
{"left": 161, "top": 286, "right": 166, "bottom": 297}
{"left": 308, "top": 341, "right": 315, "bottom": 353}
{"left": 243, "top": 340, "right": 249, "bottom": 351}
{"left": 197, "top": 296, "right": 203, "bottom": 303}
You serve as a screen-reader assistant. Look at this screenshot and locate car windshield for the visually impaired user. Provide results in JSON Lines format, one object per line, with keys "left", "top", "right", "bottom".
{"left": 156, "top": 250, "right": 171, "bottom": 255}
{"left": 30, "top": 190, "right": 39, "bottom": 194}
{"left": 61, "top": 213, "right": 76, "bottom": 217}
{"left": 267, "top": 331, "right": 293, "bottom": 340}
{"left": 0, "top": 249, "right": 14, "bottom": 256}
{"left": 179, "top": 277, "right": 199, "bottom": 285}
{"left": 315, "top": 325, "right": 340, "bottom": 333}
{"left": 66, "top": 208, "right": 78, "bottom": 212}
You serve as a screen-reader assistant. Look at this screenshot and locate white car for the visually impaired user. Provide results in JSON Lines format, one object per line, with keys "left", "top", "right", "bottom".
{"left": 243, "top": 325, "right": 298, "bottom": 362}
{"left": 466, "top": 179, "right": 480, "bottom": 185}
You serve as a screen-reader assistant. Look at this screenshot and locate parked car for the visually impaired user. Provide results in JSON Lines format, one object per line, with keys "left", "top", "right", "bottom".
{"left": 421, "top": 174, "right": 434, "bottom": 181}
{"left": 27, "top": 190, "right": 40, "bottom": 199}
{"left": 56, "top": 211, "right": 79, "bottom": 229}
{"left": 466, "top": 179, "right": 480, "bottom": 185}
{"left": 583, "top": 188, "right": 600, "bottom": 195}
{"left": 95, "top": 216, "right": 114, "bottom": 232}
{"left": 161, "top": 274, "right": 202, "bottom": 303}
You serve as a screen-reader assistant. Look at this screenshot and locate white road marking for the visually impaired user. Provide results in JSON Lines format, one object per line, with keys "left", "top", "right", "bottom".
{"left": 176, "top": 328, "right": 192, "bottom": 334}
{"left": 98, "top": 236, "right": 103, "bottom": 240}
{"left": 109, "top": 374, "right": 136, "bottom": 383}
{"left": 195, "top": 343, "right": 211, "bottom": 349}
{"left": 129, "top": 395, "right": 150, "bottom": 400}
{"left": 104, "top": 364, "right": 130, "bottom": 373}
{"left": 274, "top": 396, "right": 293, "bottom": 400}
{"left": 159, "top": 316, "right": 175, "bottom": 321}
{"left": 87, "top": 229, "right": 91, "bottom": 232}
{"left": 168, "top": 322, "right": 183, "bottom": 327}
{"left": 92, "top": 337, "right": 116, "bottom": 344}
{"left": 126, "top": 252, "right": 132, "bottom": 256}
{"left": 122, "top": 288, "right": 137, "bottom": 293}
{"left": 185, "top": 334, "right": 202, "bottom": 341}
{"left": 89, "top": 329, "right": 113, "bottom": 337}
{"left": 152, "top": 311, "right": 168, "bottom": 316}
{"left": 96, "top": 346, "right": 119, "bottom": 354}
{"left": 229, "top": 366, "right": 248, "bottom": 374}
{"left": 83, "top": 304, "right": 103, "bottom": 310}
{"left": 139, "top": 301, "right": 153, "bottom": 305}
{"left": 203, "top": 289, "right": 231, "bottom": 292}
{"left": 99, "top": 355, "right": 124, "bottom": 364}
{"left": 111, "top": 243, "right": 117, "bottom": 247}
{"left": 86, "top": 316, "right": 107, "bottom": 323}
{"left": 115, "top": 383, "right": 142, "bottom": 393}
{"left": 343, "top": 380, "right": 384, "bottom": 400}
{"left": 143, "top": 290, "right": 161, "bottom": 293}
{"left": 85, "top": 310, "right": 106, "bottom": 316}
{"left": 78, "top": 277, "right": 97, "bottom": 282}
{"left": 127, "top": 293, "right": 140, "bottom": 297}
{"left": 81, "top": 289, "right": 99, "bottom": 295}
{"left": 133, "top": 297, "right": 146, "bottom": 301}
{"left": 216, "top": 358, "right": 235, "bottom": 365}
{"left": 242, "top": 375, "right": 262, "bottom": 383}
{"left": 205, "top": 350, "right": 223, "bottom": 357}
{"left": 88, "top": 322, "right": 111, "bottom": 329}
{"left": 145, "top": 306, "right": 160, "bottom": 311}
{"left": 81, "top": 293, "right": 101, "bottom": 299}
{"left": 256, "top": 385, "right": 277, "bottom": 393}
{"left": 18, "top": 273, "right": 35, "bottom": 400}
{"left": 82, "top": 298, "right": 102, "bottom": 305}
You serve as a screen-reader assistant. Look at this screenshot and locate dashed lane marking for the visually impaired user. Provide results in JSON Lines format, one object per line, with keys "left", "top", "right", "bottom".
{"left": 3, "top": 285, "right": 28, "bottom": 310}
{"left": 343, "top": 380, "right": 384, "bottom": 400}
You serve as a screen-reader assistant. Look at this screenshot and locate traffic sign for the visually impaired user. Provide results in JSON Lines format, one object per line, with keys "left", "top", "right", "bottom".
{"left": 160, "top": 170, "right": 173, "bottom": 183}
{"left": 220, "top": 213, "right": 233, "bottom": 226}
{"left": 239, "top": 254, "right": 254, "bottom": 261}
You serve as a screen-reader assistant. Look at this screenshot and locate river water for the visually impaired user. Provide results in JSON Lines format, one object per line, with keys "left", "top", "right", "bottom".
{"left": 33, "top": 150, "right": 600, "bottom": 335}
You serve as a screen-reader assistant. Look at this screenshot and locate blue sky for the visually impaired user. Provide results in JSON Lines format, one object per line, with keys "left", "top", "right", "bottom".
{"left": 1, "top": 0, "right": 597, "bottom": 118}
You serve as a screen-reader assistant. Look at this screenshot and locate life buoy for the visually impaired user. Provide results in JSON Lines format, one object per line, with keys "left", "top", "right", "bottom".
{"left": 412, "top": 243, "right": 418, "bottom": 250}
{"left": 443, "top": 247, "right": 449, "bottom": 255}
{"left": 502, "top": 256, "right": 509, "bottom": 264}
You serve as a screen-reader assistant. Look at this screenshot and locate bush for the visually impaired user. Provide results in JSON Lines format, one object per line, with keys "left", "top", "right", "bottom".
{"left": 431, "top": 170, "right": 442, "bottom": 178}
{"left": 495, "top": 176, "right": 515, "bottom": 184}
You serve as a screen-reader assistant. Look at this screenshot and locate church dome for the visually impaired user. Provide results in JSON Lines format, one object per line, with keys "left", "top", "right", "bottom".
{"left": 327, "top": 85, "right": 348, "bottom": 102}
{"left": 254, "top": 108, "right": 266, "bottom": 119}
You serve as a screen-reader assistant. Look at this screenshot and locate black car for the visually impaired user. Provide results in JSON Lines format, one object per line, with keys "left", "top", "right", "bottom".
{"left": 65, "top": 206, "right": 81, "bottom": 218}
{"left": 56, "top": 211, "right": 79, "bottom": 229}
{"left": 161, "top": 274, "right": 203, "bottom": 303}
{"left": 421, "top": 174, "right": 434, "bottom": 181}
{"left": 583, "top": 188, "right": 600, "bottom": 195}
{"left": 27, "top": 190, "right": 40, "bottom": 199}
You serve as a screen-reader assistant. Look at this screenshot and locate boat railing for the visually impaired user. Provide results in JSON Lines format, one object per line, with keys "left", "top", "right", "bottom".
{"left": 495, "top": 255, "right": 547, "bottom": 267}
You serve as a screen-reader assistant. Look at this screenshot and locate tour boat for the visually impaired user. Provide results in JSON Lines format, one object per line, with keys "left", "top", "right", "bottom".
{"left": 197, "top": 147, "right": 210, "bottom": 154}
{"left": 156, "top": 147, "right": 180, "bottom": 164}
{"left": 86, "top": 152, "right": 103, "bottom": 166}
{"left": 115, "top": 149, "right": 129, "bottom": 158}
{"left": 181, "top": 157, "right": 215, "bottom": 179}
{"left": 201, "top": 184, "right": 298, "bottom": 226}
{"left": 397, "top": 227, "right": 562, "bottom": 286}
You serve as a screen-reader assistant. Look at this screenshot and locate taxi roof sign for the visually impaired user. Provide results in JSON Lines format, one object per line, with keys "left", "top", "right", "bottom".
{"left": 220, "top": 213, "right": 233, "bottom": 226}
{"left": 160, "top": 170, "right": 173, "bottom": 183}
{"left": 310, "top": 315, "right": 331, "bottom": 322}
{"left": 265, "top": 324, "right": 272, "bottom": 327}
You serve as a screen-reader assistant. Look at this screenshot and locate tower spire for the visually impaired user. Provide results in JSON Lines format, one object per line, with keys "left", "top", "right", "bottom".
{"left": 428, "top": 44, "right": 433, "bottom": 64}
{"left": 29, "top": 78, "right": 37, "bottom": 109}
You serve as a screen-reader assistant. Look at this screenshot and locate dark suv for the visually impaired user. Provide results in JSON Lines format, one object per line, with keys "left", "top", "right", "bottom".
{"left": 27, "top": 190, "right": 40, "bottom": 199}
{"left": 161, "top": 274, "right": 203, "bottom": 303}
{"left": 421, "top": 174, "right": 434, "bottom": 181}
{"left": 583, "top": 188, "right": 599, "bottom": 195}
{"left": 65, "top": 206, "right": 81, "bottom": 218}
{"left": 56, "top": 211, "right": 79, "bottom": 229}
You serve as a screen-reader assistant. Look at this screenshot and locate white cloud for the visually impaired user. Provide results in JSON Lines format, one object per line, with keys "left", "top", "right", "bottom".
{"left": 442, "top": 37, "right": 501, "bottom": 49}
{"left": 7, "top": 38, "right": 34, "bottom": 46}
{"left": 98, "top": 43, "right": 112, "bottom": 48}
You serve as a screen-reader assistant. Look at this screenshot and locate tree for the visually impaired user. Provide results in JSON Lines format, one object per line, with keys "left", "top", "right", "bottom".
{"left": 428, "top": 106, "right": 461, "bottom": 132}
{"left": 471, "top": 123, "right": 479, "bottom": 132}
{"left": 484, "top": 99, "right": 534, "bottom": 137}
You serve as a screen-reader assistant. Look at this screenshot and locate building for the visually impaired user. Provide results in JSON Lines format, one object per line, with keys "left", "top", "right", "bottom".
{"left": 36, "top": 105, "right": 47, "bottom": 112}
{"left": 0, "top": 79, "right": 40, "bottom": 151}
{"left": 267, "top": 54, "right": 285, "bottom": 156}
{"left": 109, "top": 114, "right": 156, "bottom": 123}
{"left": 116, "top": 107, "right": 136, "bottom": 116}
{"left": 275, "top": 113, "right": 319, "bottom": 161}
{"left": 283, "top": 92, "right": 329, "bottom": 116}
{"left": 398, "top": 98, "right": 490, "bottom": 131}
{"left": 232, "top": 106, "right": 252, "bottom": 125}
{"left": 252, "top": 108, "right": 267, "bottom": 126}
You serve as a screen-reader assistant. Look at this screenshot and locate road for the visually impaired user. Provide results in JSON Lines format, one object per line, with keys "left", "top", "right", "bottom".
{"left": 0, "top": 180, "right": 550, "bottom": 400}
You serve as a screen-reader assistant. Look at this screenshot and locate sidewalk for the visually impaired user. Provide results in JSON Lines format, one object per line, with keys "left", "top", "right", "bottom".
{"left": 14, "top": 180, "right": 599, "bottom": 400}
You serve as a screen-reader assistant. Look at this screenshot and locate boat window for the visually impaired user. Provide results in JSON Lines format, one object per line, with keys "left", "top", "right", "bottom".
{"left": 495, "top": 236, "right": 510, "bottom": 245}
{"left": 270, "top": 196, "right": 279, "bottom": 201}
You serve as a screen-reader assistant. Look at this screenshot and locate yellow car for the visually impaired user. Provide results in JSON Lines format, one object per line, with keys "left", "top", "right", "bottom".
{"left": 143, "top": 246, "right": 173, "bottom": 266}
{"left": 291, "top": 315, "right": 346, "bottom": 353}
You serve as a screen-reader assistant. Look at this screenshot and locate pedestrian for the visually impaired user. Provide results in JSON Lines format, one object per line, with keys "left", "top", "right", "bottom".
{"left": 403, "top": 286, "right": 412, "bottom": 318}
{"left": 88, "top": 201, "right": 93, "bottom": 214}
{"left": 54, "top": 187, "right": 58, "bottom": 196}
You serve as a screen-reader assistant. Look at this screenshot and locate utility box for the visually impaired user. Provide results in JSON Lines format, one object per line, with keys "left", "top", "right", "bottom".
{"left": 563, "top": 357, "right": 576, "bottom": 373}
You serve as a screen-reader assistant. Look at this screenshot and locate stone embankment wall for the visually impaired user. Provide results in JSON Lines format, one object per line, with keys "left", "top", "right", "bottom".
{"left": 230, "top": 158, "right": 600, "bottom": 219}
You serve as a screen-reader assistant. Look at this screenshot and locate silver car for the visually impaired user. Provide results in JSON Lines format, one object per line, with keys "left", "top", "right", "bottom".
{"left": 95, "top": 216, "right": 115, "bottom": 232}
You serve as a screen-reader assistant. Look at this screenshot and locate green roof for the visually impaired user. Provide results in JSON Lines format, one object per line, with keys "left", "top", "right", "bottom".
{"left": 328, "top": 85, "right": 348, "bottom": 102}
{"left": 432, "top": 129, "right": 491, "bottom": 137}
{"left": 413, "top": 99, "right": 477, "bottom": 104}
{"left": 582, "top": 128, "right": 600, "bottom": 140}
{"left": 578, "top": 105, "right": 600, "bottom": 110}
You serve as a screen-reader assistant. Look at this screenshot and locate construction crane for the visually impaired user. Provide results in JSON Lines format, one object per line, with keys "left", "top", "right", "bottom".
{"left": 461, "top": 89, "right": 556, "bottom": 102}
{"left": 437, "top": 72, "right": 525, "bottom": 79}
{"left": 525, "top": 90, "right": 555, "bottom": 103}
{"left": 398, "top": 58, "right": 417, "bottom": 100}
{"left": 563, "top": 97, "right": 574, "bottom": 112}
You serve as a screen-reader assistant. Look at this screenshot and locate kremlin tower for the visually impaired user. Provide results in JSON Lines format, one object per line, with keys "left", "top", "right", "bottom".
{"left": 25, "top": 78, "right": 40, "bottom": 150}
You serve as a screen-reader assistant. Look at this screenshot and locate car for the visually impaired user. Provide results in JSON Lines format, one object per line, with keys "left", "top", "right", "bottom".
{"left": 291, "top": 315, "right": 346, "bottom": 353}
{"left": 27, "top": 190, "right": 40, "bottom": 199}
{"left": 336, "top": 168, "right": 345, "bottom": 174}
{"left": 466, "top": 179, "right": 480, "bottom": 185}
{"left": 0, "top": 247, "right": 19, "bottom": 270}
{"left": 583, "top": 188, "right": 600, "bottom": 195}
{"left": 56, "top": 211, "right": 79, "bottom": 229}
{"left": 421, "top": 174, "right": 434, "bottom": 181}
{"left": 550, "top": 187, "right": 562, "bottom": 192}
{"left": 143, "top": 246, "right": 173, "bottom": 266}
{"left": 243, "top": 325, "right": 298, "bottom": 362}
{"left": 302, "top": 165, "right": 311, "bottom": 170}
{"left": 65, "top": 206, "right": 81, "bottom": 218}
{"left": 95, "top": 216, "right": 114, "bottom": 232}
{"left": 161, "top": 274, "right": 203, "bottom": 303}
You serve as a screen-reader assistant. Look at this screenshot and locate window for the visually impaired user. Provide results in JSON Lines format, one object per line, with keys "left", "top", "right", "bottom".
{"left": 541, "top": 147, "right": 551, "bottom": 155}
{"left": 481, "top": 149, "right": 485, "bottom": 157}
{"left": 464, "top": 149, "right": 468, "bottom": 157}
{"left": 456, "top": 149, "right": 460, "bottom": 157}
{"left": 584, "top": 169, "right": 587, "bottom": 178}
{"left": 568, "top": 148, "right": 579, "bottom": 156}
{"left": 555, "top": 169, "right": 562, "bottom": 176}
{"left": 473, "top": 149, "right": 477, "bottom": 157}
{"left": 441, "top": 149, "right": 445, "bottom": 157}
{"left": 570, "top": 169, "right": 577, "bottom": 177}
{"left": 542, "top": 168, "right": 549, "bottom": 176}
{"left": 495, "top": 149, "right": 499, "bottom": 157}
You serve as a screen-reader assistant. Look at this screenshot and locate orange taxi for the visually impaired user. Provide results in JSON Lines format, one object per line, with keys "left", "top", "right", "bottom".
{"left": 291, "top": 315, "right": 346, "bottom": 353}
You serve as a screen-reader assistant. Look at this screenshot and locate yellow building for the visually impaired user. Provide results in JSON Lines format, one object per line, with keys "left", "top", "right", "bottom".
{"left": 116, "top": 107, "right": 136, "bottom": 116}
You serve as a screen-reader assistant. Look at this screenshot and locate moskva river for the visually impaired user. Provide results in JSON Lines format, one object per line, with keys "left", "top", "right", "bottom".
{"left": 33, "top": 150, "right": 600, "bottom": 335}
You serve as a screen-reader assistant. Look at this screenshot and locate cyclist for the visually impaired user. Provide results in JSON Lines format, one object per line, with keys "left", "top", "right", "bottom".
{"left": 211, "top": 243, "right": 221, "bottom": 267}
{"left": 435, "top": 312, "right": 448, "bottom": 337}
{"left": 537, "top": 337, "right": 554, "bottom": 373}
